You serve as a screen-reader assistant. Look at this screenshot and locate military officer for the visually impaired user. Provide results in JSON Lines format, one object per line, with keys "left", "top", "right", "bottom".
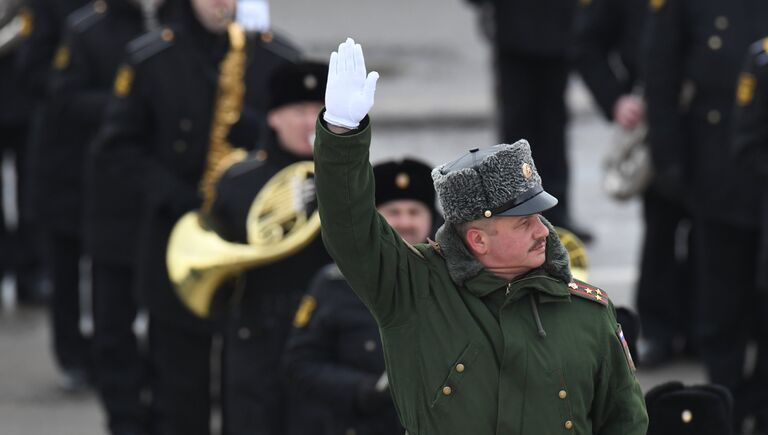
{"left": 48, "top": 0, "right": 172, "bottom": 433}
{"left": 313, "top": 37, "right": 647, "bottom": 435}
{"left": 93, "top": 1, "right": 298, "bottom": 433}
{"left": 645, "top": 0, "right": 768, "bottom": 430}
{"left": 204, "top": 61, "right": 332, "bottom": 435}
{"left": 572, "top": 0, "right": 695, "bottom": 367}
{"left": 283, "top": 159, "right": 436, "bottom": 435}
{"left": 731, "top": 37, "right": 768, "bottom": 430}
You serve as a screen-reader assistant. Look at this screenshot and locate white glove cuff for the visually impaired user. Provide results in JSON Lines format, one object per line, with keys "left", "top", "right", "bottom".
{"left": 323, "top": 111, "right": 360, "bottom": 130}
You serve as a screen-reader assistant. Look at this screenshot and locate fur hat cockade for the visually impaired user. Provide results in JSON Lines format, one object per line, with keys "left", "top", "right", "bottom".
{"left": 431, "top": 140, "right": 558, "bottom": 224}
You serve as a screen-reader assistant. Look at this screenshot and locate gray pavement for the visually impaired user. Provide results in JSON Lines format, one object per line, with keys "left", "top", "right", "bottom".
{"left": 0, "top": 0, "right": 705, "bottom": 433}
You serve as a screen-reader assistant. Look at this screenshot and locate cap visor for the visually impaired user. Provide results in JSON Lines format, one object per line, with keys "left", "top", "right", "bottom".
{"left": 496, "top": 190, "right": 558, "bottom": 216}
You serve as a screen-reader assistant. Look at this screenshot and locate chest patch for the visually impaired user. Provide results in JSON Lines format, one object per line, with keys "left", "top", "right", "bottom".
{"left": 617, "top": 325, "right": 637, "bottom": 373}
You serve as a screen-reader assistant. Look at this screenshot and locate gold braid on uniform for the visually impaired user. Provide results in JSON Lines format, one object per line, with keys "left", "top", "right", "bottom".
{"left": 199, "top": 22, "right": 248, "bottom": 217}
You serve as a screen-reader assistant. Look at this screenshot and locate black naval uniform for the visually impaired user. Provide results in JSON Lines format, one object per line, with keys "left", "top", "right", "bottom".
{"left": 466, "top": 0, "right": 577, "bottom": 229}
{"left": 50, "top": 1, "right": 172, "bottom": 432}
{"left": 207, "top": 142, "right": 331, "bottom": 435}
{"left": 283, "top": 264, "right": 403, "bottom": 435}
{"left": 0, "top": 5, "right": 38, "bottom": 304}
{"left": 94, "top": 3, "right": 299, "bottom": 432}
{"left": 645, "top": 0, "right": 768, "bottom": 428}
{"left": 15, "top": 0, "right": 91, "bottom": 382}
{"left": 732, "top": 37, "right": 768, "bottom": 428}
{"left": 572, "top": 0, "right": 695, "bottom": 365}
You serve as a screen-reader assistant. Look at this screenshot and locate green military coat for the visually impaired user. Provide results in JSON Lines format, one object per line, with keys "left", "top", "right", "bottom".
{"left": 314, "top": 115, "right": 648, "bottom": 435}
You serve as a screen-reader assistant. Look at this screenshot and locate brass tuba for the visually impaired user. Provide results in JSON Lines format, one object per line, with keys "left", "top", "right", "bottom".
{"left": 555, "top": 227, "right": 589, "bottom": 282}
{"left": 165, "top": 23, "right": 320, "bottom": 317}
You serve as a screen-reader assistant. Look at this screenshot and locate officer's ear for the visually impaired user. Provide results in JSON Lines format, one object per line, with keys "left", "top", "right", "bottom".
{"left": 464, "top": 226, "right": 490, "bottom": 256}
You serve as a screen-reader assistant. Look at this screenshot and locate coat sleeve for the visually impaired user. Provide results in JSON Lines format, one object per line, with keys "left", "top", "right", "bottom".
{"left": 282, "top": 273, "right": 377, "bottom": 412}
{"left": 643, "top": 0, "right": 688, "bottom": 196}
{"left": 591, "top": 306, "right": 649, "bottom": 435}
{"left": 94, "top": 56, "right": 200, "bottom": 217}
{"left": 313, "top": 113, "right": 427, "bottom": 327}
{"left": 571, "top": 0, "right": 628, "bottom": 120}
{"left": 49, "top": 31, "right": 110, "bottom": 128}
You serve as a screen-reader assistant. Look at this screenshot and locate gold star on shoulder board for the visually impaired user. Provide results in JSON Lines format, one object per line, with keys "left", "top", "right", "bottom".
{"left": 585, "top": 288, "right": 594, "bottom": 295}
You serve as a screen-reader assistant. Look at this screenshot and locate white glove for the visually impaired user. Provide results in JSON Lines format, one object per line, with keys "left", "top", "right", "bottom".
{"left": 324, "top": 38, "right": 380, "bottom": 129}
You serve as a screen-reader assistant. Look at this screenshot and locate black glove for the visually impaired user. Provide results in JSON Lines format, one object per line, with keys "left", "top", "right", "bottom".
{"left": 356, "top": 377, "right": 393, "bottom": 415}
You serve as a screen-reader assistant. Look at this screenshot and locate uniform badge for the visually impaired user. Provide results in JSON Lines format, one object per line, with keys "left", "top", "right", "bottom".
{"left": 113, "top": 64, "right": 135, "bottom": 98}
{"left": 650, "top": 0, "right": 666, "bottom": 12}
{"left": 19, "top": 7, "right": 33, "bottom": 38}
{"left": 292, "top": 295, "right": 317, "bottom": 328}
{"left": 736, "top": 72, "right": 756, "bottom": 106}
{"left": 616, "top": 325, "right": 637, "bottom": 373}
{"left": 304, "top": 74, "right": 318, "bottom": 90}
{"left": 395, "top": 172, "right": 410, "bottom": 189}
{"left": 53, "top": 45, "right": 70, "bottom": 71}
{"left": 521, "top": 162, "right": 533, "bottom": 180}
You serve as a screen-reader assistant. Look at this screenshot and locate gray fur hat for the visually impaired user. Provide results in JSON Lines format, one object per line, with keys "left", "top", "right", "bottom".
{"left": 431, "top": 140, "right": 558, "bottom": 224}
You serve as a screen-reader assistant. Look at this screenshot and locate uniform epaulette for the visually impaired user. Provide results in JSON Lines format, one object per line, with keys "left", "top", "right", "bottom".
{"left": 567, "top": 279, "right": 610, "bottom": 306}
{"left": 320, "top": 263, "right": 345, "bottom": 281}
{"left": 126, "top": 26, "right": 176, "bottom": 64}
{"left": 67, "top": 0, "right": 108, "bottom": 34}
{"left": 253, "top": 31, "right": 300, "bottom": 62}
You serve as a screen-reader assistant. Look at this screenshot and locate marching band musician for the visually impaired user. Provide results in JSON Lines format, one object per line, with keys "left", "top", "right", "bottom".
{"left": 204, "top": 61, "right": 332, "bottom": 435}
{"left": 48, "top": 0, "right": 172, "bottom": 432}
{"left": 93, "top": 0, "right": 298, "bottom": 433}
{"left": 283, "top": 158, "right": 438, "bottom": 435}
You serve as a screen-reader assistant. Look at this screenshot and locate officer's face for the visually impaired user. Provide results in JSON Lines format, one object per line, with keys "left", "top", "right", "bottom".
{"left": 378, "top": 200, "right": 432, "bottom": 245}
{"left": 191, "top": 0, "right": 235, "bottom": 33}
{"left": 466, "top": 214, "right": 549, "bottom": 279}
{"left": 268, "top": 101, "right": 324, "bottom": 158}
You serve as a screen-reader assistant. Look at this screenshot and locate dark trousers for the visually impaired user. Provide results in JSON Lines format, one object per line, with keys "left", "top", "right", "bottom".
{"left": 636, "top": 187, "right": 694, "bottom": 345}
{"left": 695, "top": 218, "right": 768, "bottom": 426}
{"left": 48, "top": 232, "right": 91, "bottom": 372}
{"left": 149, "top": 319, "right": 213, "bottom": 435}
{"left": 92, "top": 261, "right": 148, "bottom": 434}
{"left": 495, "top": 50, "right": 570, "bottom": 224}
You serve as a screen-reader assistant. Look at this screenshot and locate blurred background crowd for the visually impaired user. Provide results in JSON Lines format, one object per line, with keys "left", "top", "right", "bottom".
{"left": 0, "top": 0, "right": 767, "bottom": 434}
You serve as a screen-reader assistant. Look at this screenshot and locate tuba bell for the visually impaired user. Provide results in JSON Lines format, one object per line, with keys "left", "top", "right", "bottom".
{"left": 165, "top": 22, "right": 320, "bottom": 317}
{"left": 555, "top": 226, "right": 589, "bottom": 282}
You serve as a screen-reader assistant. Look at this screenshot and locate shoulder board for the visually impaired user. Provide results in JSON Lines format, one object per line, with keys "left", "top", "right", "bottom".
{"left": 404, "top": 240, "right": 426, "bottom": 260}
{"left": 567, "top": 279, "right": 609, "bottom": 306}
{"left": 427, "top": 238, "right": 445, "bottom": 258}
{"left": 320, "top": 263, "right": 345, "bottom": 281}
{"left": 252, "top": 31, "right": 300, "bottom": 62}
{"left": 126, "top": 26, "right": 176, "bottom": 64}
{"left": 67, "top": 0, "right": 108, "bottom": 33}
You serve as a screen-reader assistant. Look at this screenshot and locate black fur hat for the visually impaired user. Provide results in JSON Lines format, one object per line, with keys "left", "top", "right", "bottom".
{"left": 268, "top": 61, "right": 327, "bottom": 111}
{"left": 645, "top": 381, "right": 733, "bottom": 435}
{"left": 373, "top": 159, "right": 436, "bottom": 215}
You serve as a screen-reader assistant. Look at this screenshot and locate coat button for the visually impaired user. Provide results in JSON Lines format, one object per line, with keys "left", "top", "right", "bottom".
{"left": 173, "top": 140, "right": 187, "bottom": 153}
{"left": 681, "top": 409, "right": 693, "bottom": 423}
{"left": 364, "top": 340, "right": 377, "bottom": 352}
{"left": 708, "top": 35, "right": 722, "bottom": 50}
{"left": 255, "top": 149, "right": 269, "bottom": 161}
{"left": 442, "top": 386, "right": 452, "bottom": 396}
{"left": 714, "top": 16, "right": 729, "bottom": 30}
{"left": 455, "top": 363, "right": 465, "bottom": 373}
{"left": 179, "top": 118, "right": 193, "bottom": 132}
{"left": 707, "top": 110, "right": 721, "bottom": 125}
{"left": 238, "top": 327, "right": 251, "bottom": 340}
{"left": 558, "top": 390, "right": 567, "bottom": 399}
{"left": 565, "top": 420, "right": 574, "bottom": 430}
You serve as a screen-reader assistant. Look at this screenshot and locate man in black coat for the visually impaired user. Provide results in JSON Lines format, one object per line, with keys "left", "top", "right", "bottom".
{"left": 14, "top": 0, "right": 91, "bottom": 391}
{"left": 94, "top": 0, "right": 298, "bottom": 433}
{"left": 731, "top": 36, "right": 768, "bottom": 430}
{"left": 465, "top": 0, "right": 590, "bottom": 240}
{"left": 49, "top": 0, "right": 172, "bottom": 432}
{"left": 282, "top": 158, "right": 436, "bottom": 435}
{"left": 205, "top": 61, "right": 331, "bottom": 435}
{"left": 645, "top": 0, "right": 768, "bottom": 429}
{"left": 572, "top": 0, "right": 694, "bottom": 367}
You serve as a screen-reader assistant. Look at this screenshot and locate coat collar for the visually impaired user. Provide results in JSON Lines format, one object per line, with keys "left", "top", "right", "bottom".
{"left": 434, "top": 215, "right": 573, "bottom": 299}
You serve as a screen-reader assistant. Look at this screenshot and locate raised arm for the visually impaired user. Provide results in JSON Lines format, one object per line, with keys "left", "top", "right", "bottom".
{"left": 314, "top": 38, "right": 428, "bottom": 327}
